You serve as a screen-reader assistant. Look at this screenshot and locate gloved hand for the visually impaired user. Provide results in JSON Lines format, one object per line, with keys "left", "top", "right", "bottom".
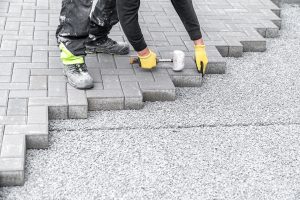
{"left": 138, "top": 50, "right": 157, "bottom": 69}
{"left": 195, "top": 45, "right": 208, "bottom": 76}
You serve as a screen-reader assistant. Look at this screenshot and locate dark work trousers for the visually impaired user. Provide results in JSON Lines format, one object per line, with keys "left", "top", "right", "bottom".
{"left": 116, "top": 0, "right": 202, "bottom": 51}
{"left": 56, "top": 0, "right": 119, "bottom": 56}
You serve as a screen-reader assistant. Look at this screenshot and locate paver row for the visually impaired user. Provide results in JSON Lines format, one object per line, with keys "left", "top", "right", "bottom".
{"left": 0, "top": 0, "right": 287, "bottom": 186}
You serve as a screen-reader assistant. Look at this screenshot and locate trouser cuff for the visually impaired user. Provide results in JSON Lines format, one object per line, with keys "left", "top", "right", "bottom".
{"left": 131, "top": 38, "right": 148, "bottom": 52}
{"left": 58, "top": 36, "right": 87, "bottom": 57}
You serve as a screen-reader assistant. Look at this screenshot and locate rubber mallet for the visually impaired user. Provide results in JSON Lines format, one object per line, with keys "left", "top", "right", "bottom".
{"left": 130, "top": 50, "right": 185, "bottom": 72}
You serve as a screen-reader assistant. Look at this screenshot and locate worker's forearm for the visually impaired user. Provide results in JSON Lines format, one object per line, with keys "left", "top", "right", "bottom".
{"left": 116, "top": 0, "right": 147, "bottom": 52}
{"left": 171, "top": 0, "right": 202, "bottom": 41}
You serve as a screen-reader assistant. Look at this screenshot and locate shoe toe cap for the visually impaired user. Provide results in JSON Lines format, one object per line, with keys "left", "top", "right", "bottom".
{"left": 75, "top": 75, "right": 94, "bottom": 89}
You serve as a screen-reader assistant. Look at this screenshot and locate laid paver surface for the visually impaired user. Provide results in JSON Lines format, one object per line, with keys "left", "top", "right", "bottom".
{"left": 0, "top": 0, "right": 289, "bottom": 187}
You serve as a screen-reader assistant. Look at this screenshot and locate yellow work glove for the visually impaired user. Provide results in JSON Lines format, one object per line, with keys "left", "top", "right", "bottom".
{"left": 138, "top": 50, "right": 157, "bottom": 69}
{"left": 195, "top": 45, "right": 208, "bottom": 76}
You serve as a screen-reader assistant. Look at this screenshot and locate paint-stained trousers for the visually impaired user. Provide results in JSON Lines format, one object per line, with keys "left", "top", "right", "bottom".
{"left": 56, "top": 0, "right": 119, "bottom": 56}
{"left": 56, "top": 0, "right": 202, "bottom": 56}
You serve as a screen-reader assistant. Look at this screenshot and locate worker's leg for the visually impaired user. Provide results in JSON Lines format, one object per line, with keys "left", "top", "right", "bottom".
{"left": 171, "top": 0, "right": 208, "bottom": 76}
{"left": 56, "top": 0, "right": 94, "bottom": 89}
{"left": 170, "top": 0, "right": 202, "bottom": 41}
{"left": 86, "top": 0, "right": 129, "bottom": 55}
{"left": 56, "top": 0, "right": 93, "bottom": 56}
{"left": 90, "top": 0, "right": 119, "bottom": 41}
{"left": 116, "top": 0, "right": 147, "bottom": 52}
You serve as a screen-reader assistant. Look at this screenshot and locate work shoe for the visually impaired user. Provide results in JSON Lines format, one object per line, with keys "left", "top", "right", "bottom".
{"left": 59, "top": 43, "right": 94, "bottom": 89}
{"left": 86, "top": 37, "right": 130, "bottom": 55}
{"left": 63, "top": 63, "right": 94, "bottom": 90}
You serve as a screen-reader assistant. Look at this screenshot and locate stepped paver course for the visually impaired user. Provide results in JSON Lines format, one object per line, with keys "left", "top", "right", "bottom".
{"left": 0, "top": 0, "right": 283, "bottom": 186}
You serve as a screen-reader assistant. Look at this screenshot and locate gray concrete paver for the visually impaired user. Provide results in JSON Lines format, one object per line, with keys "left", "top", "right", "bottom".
{"left": 0, "top": 134, "right": 25, "bottom": 158}
{"left": 0, "top": 158, "right": 24, "bottom": 187}
{"left": 0, "top": 91, "right": 9, "bottom": 107}
{"left": 0, "top": 63, "right": 13, "bottom": 76}
{"left": 11, "top": 69, "right": 30, "bottom": 83}
{"left": 29, "top": 76, "right": 47, "bottom": 90}
{"left": 27, "top": 106, "right": 48, "bottom": 124}
{"left": 67, "top": 89, "right": 88, "bottom": 119}
{"left": 6, "top": 99, "right": 27, "bottom": 116}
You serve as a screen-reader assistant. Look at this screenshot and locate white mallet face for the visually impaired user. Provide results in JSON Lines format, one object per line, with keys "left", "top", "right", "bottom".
{"left": 172, "top": 50, "right": 185, "bottom": 72}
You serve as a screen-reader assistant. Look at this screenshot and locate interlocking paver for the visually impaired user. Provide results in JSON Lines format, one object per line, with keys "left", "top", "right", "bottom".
{"left": 28, "top": 97, "right": 68, "bottom": 119}
{"left": 87, "top": 68, "right": 102, "bottom": 82}
{"left": 31, "top": 69, "right": 63, "bottom": 76}
{"left": 34, "top": 31, "right": 49, "bottom": 40}
{"left": 121, "top": 82, "right": 144, "bottom": 110}
{"left": 9, "top": 90, "right": 47, "bottom": 98}
{"left": 0, "top": 50, "right": 15, "bottom": 57}
{"left": 0, "top": 158, "right": 24, "bottom": 186}
{"left": 29, "top": 76, "right": 47, "bottom": 90}
{"left": 139, "top": 75, "right": 176, "bottom": 102}
{"left": 5, "top": 124, "right": 48, "bottom": 149}
{"left": 98, "top": 54, "right": 117, "bottom": 68}
{"left": 1, "top": 134, "right": 26, "bottom": 158}
{"left": 7, "top": 99, "right": 27, "bottom": 116}
{"left": 16, "top": 46, "right": 33, "bottom": 57}
{"left": 0, "top": 56, "right": 31, "bottom": 63}
{"left": 0, "top": 0, "right": 287, "bottom": 186}
{"left": 0, "top": 40, "right": 16, "bottom": 50}
{"left": 12, "top": 69, "right": 30, "bottom": 83}
{"left": 48, "top": 81, "right": 66, "bottom": 97}
{"left": 102, "top": 75, "right": 122, "bottom": 89}
{"left": 0, "top": 108, "right": 6, "bottom": 116}
{"left": 27, "top": 106, "right": 48, "bottom": 124}
{"left": 14, "top": 63, "right": 48, "bottom": 69}
{"left": 0, "top": 116, "right": 27, "bottom": 125}
{"left": 0, "top": 83, "right": 28, "bottom": 90}
{"left": 67, "top": 88, "right": 88, "bottom": 119}
{"left": 86, "top": 89, "right": 125, "bottom": 111}
{"left": 0, "top": 63, "right": 13, "bottom": 76}
{"left": 32, "top": 51, "right": 48, "bottom": 63}
{"left": 49, "top": 57, "right": 63, "bottom": 69}
{"left": 0, "top": 90, "right": 9, "bottom": 107}
{"left": 0, "top": 76, "right": 11, "bottom": 83}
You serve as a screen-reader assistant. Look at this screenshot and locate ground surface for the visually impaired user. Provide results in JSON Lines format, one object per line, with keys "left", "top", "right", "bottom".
{"left": 0, "top": 0, "right": 283, "bottom": 186}
{"left": 1, "top": 3, "right": 299, "bottom": 200}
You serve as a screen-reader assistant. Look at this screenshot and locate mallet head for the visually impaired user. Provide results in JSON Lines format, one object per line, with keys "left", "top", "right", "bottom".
{"left": 172, "top": 50, "right": 185, "bottom": 72}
